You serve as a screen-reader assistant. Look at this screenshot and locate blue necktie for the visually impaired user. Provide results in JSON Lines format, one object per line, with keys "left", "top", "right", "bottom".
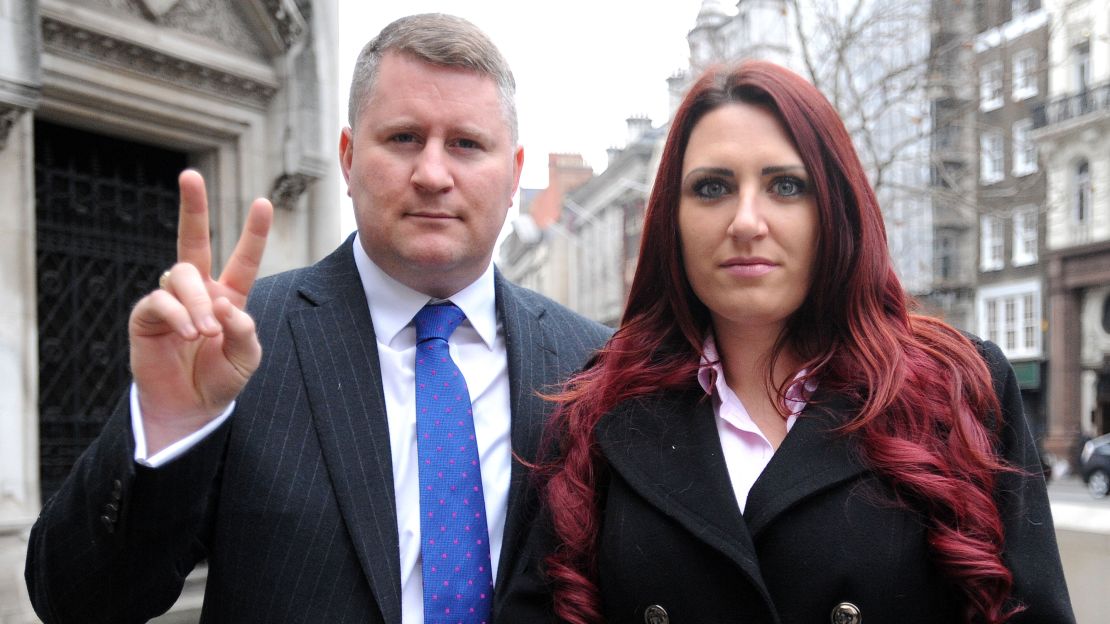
{"left": 413, "top": 303, "right": 493, "bottom": 624}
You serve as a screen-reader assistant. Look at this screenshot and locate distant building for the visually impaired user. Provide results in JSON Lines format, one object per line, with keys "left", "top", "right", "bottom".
{"left": 0, "top": 0, "right": 338, "bottom": 618}
{"left": 1034, "top": 0, "right": 1110, "bottom": 454}
{"left": 971, "top": 0, "right": 1051, "bottom": 441}
{"left": 562, "top": 118, "right": 660, "bottom": 326}
{"left": 499, "top": 153, "right": 593, "bottom": 303}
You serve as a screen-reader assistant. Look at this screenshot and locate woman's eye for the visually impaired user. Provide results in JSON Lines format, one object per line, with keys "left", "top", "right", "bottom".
{"left": 693, "top": 179, "right": 730, "bottom": 199}
{"left": 772, "top": 177, "right": 807, "bottom": 197}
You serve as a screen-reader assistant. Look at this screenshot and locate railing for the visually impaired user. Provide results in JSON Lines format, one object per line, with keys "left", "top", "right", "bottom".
{"left": 1032, "top": 81, "right": 1110, "bottom": 129}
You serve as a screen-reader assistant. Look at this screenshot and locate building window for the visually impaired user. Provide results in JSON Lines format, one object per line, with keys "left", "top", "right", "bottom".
{"left": 1012, "top": 207, "right": 1038, "bottom": 266}
{"left": 1011, "top": 118, "right": 1037, "bottom": 176}
{"left": 1004, "top": 298, "right": 1017, "bottom": 351}
{"left": 1074, "top": 160, "right": 1091, "bottom": 224}
{"left": 978, "top": 281, "right": 1041, "bottom": 358}
{"left": 1012, "top": 50, "right": 1038, "bottom": 100}
{"left": 980, "top": 214, "right": 1005, "bottom": 271}
{"left": 980, "top": 61, "right": 1004, "bottom": 111}
{"left": 980, "top": 130, "right": 1004, "bottom": 184}
{"left": 1074, "top": 41, "right": 1091, "bottom": 92}
{"left": 986, "top": 299, "right": 999, "bottom": 344}
{"left": 1011, "top": 0, "right": 1032, "bottom": 18}
{"left": 935, "top": 230, "right": 955, "bottom": 281}
{"left": 1022, "top": 293, "right": 1036, "bottom": 350}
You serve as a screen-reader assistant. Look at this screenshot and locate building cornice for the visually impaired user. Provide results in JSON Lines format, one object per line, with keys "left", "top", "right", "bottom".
{"left": 41, "top": 3, "right": 280, "bottom": 108}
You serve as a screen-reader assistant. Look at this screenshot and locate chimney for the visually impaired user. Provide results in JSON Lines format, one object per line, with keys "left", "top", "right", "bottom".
{"left": 607, "top": 146, "right": 624, "bottom": 167}
{"left": 626, "top": 115, "right": 653, "bottom": 145}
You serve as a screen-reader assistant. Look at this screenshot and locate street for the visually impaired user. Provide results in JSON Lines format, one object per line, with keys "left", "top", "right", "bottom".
{"left": 1048, "top": 476, "right": 1110, "bottom": 624}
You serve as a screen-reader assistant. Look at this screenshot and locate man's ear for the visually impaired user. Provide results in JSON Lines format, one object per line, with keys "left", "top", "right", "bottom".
{"left": 339, "top": 127, "right": 354, "bottom": 189}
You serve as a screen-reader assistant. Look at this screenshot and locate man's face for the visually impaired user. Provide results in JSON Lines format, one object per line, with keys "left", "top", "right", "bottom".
{"left": 340, "top": 51, "right": 523, "bottom": 298}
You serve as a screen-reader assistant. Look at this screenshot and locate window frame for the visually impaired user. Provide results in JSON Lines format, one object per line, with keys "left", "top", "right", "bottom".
{"left": 980, "top": 129, "right": 1005, "bottom": 185}
{"left": 980, "top": 61, "right": 1004, "bottom": 111}
{"left": 1011, "top": 49, "right": 1038, "bottom": 101}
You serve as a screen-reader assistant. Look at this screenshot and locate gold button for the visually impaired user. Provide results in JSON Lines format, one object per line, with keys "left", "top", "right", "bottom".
{"left": 644, "top": 604, "right": 669, "bottom": 624}
{"left": 830, "top": 601, "right": 861, "bottom": 624}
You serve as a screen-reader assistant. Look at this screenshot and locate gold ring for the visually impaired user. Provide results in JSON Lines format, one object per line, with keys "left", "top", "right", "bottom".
{"left": 158, "top": 270, "right": 172, "bottom": 290}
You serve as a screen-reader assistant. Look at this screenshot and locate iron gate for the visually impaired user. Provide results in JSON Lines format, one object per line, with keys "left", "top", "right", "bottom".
{"left": 35, "top": 120, "right": 185, "bottom": 501}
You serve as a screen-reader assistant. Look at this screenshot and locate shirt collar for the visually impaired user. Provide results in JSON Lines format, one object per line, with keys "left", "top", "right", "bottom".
{"left": 697, "top": 333, "right": 813, "bottom": 417}
{"left": 351, "top": 234, "right": 498, "bottom": 349}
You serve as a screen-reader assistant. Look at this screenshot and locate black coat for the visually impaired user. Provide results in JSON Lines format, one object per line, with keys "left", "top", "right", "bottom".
{"left": 25, "top": 237, "right": 611, "bottom": 624}
{"left": 505, "top": 338, "right": 1075, "bottom": 624}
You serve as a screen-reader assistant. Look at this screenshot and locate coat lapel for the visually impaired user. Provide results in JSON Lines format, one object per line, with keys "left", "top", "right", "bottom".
{"left": 595, "top": 391, "right": 769, "bottom": 595}
{"left": 286, "top": 240, "right": 404, "bottom": 624}
{"left": 743, "top": 392, "right": 868, "bottom": 539}
{"left": 492, "top": 274, "right": 554, "bottom": 592}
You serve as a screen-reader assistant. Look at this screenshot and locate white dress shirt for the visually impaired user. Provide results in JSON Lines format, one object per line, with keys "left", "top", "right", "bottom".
{"left": 697, "top": 335, "right": 809, "bottom": 513}
{"left": 133, "top": 235, "right": 512, "bottom": 624}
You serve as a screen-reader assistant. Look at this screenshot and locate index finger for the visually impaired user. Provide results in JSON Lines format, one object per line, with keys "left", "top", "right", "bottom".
{"left": 218, "top": 196, "right": 273, "bottom": 297}
{"left": 177, "top": 169, "right": 213, "bottom": 277}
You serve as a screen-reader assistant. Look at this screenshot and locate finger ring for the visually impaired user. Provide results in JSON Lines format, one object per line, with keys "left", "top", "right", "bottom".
{"left": 158, "top": 270, "right": 172, "bottom": 290}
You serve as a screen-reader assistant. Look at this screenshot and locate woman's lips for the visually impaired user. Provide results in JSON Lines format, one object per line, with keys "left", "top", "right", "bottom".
{"left": 720, "top": 258, "right": 777, "bottom": 277}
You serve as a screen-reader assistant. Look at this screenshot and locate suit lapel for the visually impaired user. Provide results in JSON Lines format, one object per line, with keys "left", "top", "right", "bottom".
{"left": 287, "top": 241, "right": 403, "bottom": 624}
{"left": 595, "top": 391, "right": 769, "bottom": 594}
{"left": 743, "top": 392, "right": 868, "bottom": 538}
{"left": 492, "top": 274, "right": 553, "bottom": 592}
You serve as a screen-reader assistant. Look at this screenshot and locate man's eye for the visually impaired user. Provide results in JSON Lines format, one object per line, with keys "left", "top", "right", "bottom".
{"left": 693, "top": 179, "right": 730, "bottom": 199}
{"left": 453, "top": 138, "right": 481, "bottom": 150}
{"left": 391, "top": 133, "right": 418, "bottom": 144}
{"left": 772, "top": 177, "right": 807, "bottom": 197}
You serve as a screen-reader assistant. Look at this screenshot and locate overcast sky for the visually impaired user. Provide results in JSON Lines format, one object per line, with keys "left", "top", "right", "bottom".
{"left": 336, "top": 1, "right": 707, "bottom": 235}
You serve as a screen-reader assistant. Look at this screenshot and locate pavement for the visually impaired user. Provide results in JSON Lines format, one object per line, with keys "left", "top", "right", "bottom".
{"left": 1046, "top": 475, "right": 1110, "bottom": 624}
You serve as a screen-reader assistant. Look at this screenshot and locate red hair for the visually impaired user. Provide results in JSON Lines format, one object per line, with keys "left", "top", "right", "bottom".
{"left": 542, "top": 61, "right": 1020, "bottom": 624}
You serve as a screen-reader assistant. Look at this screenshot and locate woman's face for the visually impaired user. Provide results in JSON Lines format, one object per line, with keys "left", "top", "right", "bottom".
{"left": 677, "top": 102, "right": 819, "bottom": 339}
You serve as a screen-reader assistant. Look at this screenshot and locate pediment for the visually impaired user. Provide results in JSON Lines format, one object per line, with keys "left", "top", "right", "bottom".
{"left": 238, "top": 0, "right": 309, "bottom": 56}
{"left": 73, "top": 0, "right": 306, "bottom": 59}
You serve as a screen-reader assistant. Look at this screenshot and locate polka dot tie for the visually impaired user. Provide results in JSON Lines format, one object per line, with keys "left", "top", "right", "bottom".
{"left": 413, "top": 303, "right": 493, "bottom": 624}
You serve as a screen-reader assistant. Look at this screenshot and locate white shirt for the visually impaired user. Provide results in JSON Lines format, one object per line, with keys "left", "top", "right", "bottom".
{"left": 697, "top": 335, "right": 809, "bottom": 513}
{"left": 133, "top": 235, "right": 513, "bottom": 624}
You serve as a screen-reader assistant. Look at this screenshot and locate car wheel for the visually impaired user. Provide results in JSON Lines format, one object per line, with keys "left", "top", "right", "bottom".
{"left": 1089, "top": 469, "right": 1110, "bottom": 499}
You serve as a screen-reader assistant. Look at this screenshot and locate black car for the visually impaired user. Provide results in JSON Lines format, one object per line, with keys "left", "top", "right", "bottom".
{"left": 1080, "top": 433, "right": 1110, "bottom": 498}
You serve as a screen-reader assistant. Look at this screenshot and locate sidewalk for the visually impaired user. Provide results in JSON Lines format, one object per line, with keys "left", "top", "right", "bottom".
{"left": 1047, "top": 475, "right": 1110, "bottom": 624}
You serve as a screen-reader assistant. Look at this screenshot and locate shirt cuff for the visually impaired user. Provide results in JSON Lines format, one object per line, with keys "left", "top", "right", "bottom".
{"left": 130, "top": 382, "right": 235, "bottom": 468}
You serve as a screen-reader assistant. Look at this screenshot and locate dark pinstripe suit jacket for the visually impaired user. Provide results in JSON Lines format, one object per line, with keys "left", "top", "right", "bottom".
{"left": 26, "top": 236, "right": 612, "bottom": 624}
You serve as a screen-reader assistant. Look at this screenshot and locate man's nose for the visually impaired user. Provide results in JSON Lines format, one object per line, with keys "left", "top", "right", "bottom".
{"left": 411, "top": 144, "right": 454, "bottom": 192}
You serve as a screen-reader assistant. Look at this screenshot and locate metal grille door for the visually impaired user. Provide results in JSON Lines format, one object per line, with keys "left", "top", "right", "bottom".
{"left": 35, "top": 120, "right": 185, "bottom": 501}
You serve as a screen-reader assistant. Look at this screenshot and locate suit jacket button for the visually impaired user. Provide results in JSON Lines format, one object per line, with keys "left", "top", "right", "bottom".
{"left": 100, "top": 514, "right": 115, "bottom": 534}
{"left": 643, "top": 604, "right": 669, "bottom": 624}
{"left": 111, "top": 479, "right": 123, "bottom": 500}
{"left": 830, "top": 601, "right": 861, "bottom": 624}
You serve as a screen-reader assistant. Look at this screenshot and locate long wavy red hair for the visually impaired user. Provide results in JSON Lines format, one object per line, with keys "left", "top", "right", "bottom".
{"left": 542, "top": 61, "right": 1020, "bottom": 624}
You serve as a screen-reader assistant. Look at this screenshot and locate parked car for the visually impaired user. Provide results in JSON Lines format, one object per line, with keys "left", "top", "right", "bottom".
{"left": 1080, "top": 433, "right": 1110, "bottom": 498}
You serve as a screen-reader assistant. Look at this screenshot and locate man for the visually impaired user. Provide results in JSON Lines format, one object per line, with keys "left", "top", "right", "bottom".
{"left": 26, "top": 13, "right": 610, "bottom": 624}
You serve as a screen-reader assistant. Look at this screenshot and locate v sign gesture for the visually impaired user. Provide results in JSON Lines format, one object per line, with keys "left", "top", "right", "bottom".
{"left": 129, "top": 170, "right": 273, "bottom": 455}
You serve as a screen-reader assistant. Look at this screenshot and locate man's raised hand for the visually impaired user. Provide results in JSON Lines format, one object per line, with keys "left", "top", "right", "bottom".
{"left": 129, "top": 170, "right": 273, "bottom": 454}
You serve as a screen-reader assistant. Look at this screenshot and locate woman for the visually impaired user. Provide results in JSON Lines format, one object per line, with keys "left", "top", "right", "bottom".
{"left": 528, "top": 62, "right": 1074, "bottom": 624}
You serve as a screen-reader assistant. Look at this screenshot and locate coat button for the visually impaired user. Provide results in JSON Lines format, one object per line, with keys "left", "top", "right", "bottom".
{"left": 100, "top": 514, "right": 115, "bottom": 534}
{"left": 643, "top": 604, "right": 669, "bottom": 624}
{"left": 830, "top": 601, "right": 861, "bottom": 624}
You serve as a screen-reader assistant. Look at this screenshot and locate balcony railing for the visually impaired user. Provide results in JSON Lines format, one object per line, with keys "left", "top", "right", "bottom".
{"left": 1032, "top": 81, "right": 1110, "bottom": 129}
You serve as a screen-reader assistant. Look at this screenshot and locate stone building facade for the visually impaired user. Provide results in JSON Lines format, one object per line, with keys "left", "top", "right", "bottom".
{"left": 0, "top": 1, "right": 339, "bottom": 619}
{"left": 1035, "top": 0, "right": 1110, "bottom": 456}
